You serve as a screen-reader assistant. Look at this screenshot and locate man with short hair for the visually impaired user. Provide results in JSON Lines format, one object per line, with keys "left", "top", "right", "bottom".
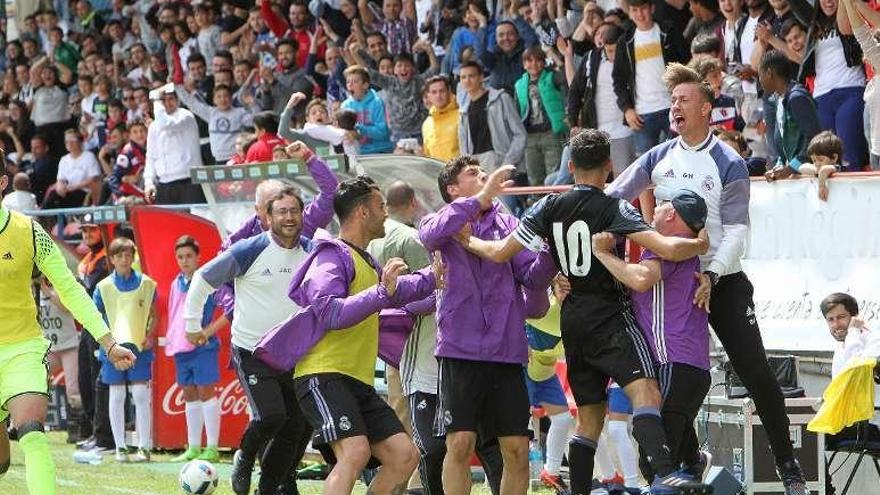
{"left": 257, "top": 38, "right": 316, "bottom": 115}
{"left": 608, "top": 63, "right": 809, "bottom": 495}
{"left": 422, "top": 76, "right": 460, "bottom": 162}
{"left": 144, "top": 85, "right": 205, "bottom": 205}
{"left": 245, "top": 112, "right": 285, "bottom": 163}
{"left": 477, "top": 20, "right": 536, "bottom": 95}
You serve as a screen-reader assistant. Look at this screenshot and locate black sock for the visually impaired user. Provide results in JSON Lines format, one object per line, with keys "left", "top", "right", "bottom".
{"left": 632, "top": 406, "right": 675, "bottom": 478}
{"left": 568, "top": 435, "right": 597, "bottom": 495}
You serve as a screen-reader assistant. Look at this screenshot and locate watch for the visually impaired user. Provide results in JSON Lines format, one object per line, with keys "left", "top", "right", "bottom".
{"left": 703, "top": 270, "right": 719, "bottom": 287}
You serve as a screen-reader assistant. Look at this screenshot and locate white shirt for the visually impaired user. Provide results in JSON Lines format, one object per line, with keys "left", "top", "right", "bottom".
{"left": 1, "top": 191, "right": 38, "bottom": 212}
{"left": 145, "top": 106, "right": 204, "bottom": 187}
{"left": 57, "top": 151, "right": 101, "bottom": 191}
{"left": 739, "top": 15, "right": 760, "bottom": 95}
{"left": 813, "top": 33, "right": 866, "bottom": 98}
{"left": 186, "top": 232, "right": 308, "bottom": 351}
{"left": 596, "top": 53, "right": 632, "bottom": 139}
{"left": 633, "top": 24, "right": 671, "bottom": 115}
{"left": 831, "top": 325, "right": 880, "bottom": 421}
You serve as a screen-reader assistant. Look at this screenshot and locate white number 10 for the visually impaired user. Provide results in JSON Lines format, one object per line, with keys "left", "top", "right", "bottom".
{"left": 552, "top": 221, "right": 592, "bottom": 276}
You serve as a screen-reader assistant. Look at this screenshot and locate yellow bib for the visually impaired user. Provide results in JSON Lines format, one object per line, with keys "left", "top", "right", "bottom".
{"left": 97, "top": 274, "right": 156, "bottom": 350}
{"left": 0, "top": 211, "right": 40, "bottom": 345}
{"left": 295, "top": 244, "right": 380, "bottom": 385}
{"left": 526, "top": 295, "right": 563, "bottom": 381}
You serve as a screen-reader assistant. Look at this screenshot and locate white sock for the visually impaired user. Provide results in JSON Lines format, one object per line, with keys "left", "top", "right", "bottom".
{"left": 108, "top": 385, "right": 127, "bottom": 450}
{"left": 608, "top": 419, "right": 640, "bottom": 488}
{"left": 595, "top": 426, "right": 617, "bottom": 480}
{"left": 130, "top": 383, "right": 153, "bottom": 450}
{"left": 544, "top": 412, "right": 574, "bottom": 475}
{"left": 184, "top": 401, "right": 204, "bottom": 448}
{"left": 201, "top": 397, "right": 221, "bottom": 448}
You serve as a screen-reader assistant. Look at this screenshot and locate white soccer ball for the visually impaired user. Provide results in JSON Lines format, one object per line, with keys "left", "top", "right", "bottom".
{"left": 179, "top": 460, "right": 219, "bottom": 494}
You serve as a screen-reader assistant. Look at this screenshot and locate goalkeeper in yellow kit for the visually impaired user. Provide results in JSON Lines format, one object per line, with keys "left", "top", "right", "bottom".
{"left": 0, "top": 166, "right": 136, "bottom": 495}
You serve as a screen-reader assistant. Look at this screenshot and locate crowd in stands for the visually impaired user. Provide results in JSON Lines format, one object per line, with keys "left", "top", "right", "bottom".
{"left": 1, "top": 0, "right": 879, "bottom": 215}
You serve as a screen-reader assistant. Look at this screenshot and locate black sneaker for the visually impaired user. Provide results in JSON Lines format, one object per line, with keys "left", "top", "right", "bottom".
{"left": 682, "top": 450, "right": 712, "bottom": 481}
{"left": 230, "top": 450, "right": 254, "bottom": 495}
{"left": 650, "top": 471, "right": 714, "bottom": 494}
{"left": 777, "top": 459, "right": 808, "bottom": 495}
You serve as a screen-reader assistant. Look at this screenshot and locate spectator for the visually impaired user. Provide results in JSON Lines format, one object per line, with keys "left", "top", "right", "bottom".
{"left": 257, "top": 38, "right": 316, "bottom": 115}
{"left": 1, "top": 172, "right": 38, "bottom": 212}
{"left": 759, "top": 49, "right": 821, "bottom": 181}
{"left": 715, "top": 128, "right": 769, "bottom": 175}
{"left": 421, "top": 75, "right": 460, "bottom": 162}
{"left": 261, "top": 0, "right": 323, "bottom": 69}
{"left": 109, "top": 120, "right": 149, "bottom": 204}
{"left": 30, "top": 60, "right": 72, "bottom": 156}
{"left": 691, "top": 32, "right": 724, "bottom": 59}
{"left": 359, "top": 0, "right": 418, "bottom": 56}
{"left": 43, "top": 129, "right": 102, "bottom": 209}
{"left": 567, "top": 24, "right": 635, "bottom": 178}
{"left": 245, "top": 111, "right": 286, "bottom": 163}
{"left": 686, "top": 0, "right": 725, "bottom": 46}
{"left": 731, "top": 0, "right": 774, "bottom": 130}
{"left": 341, "top": 65, "right": 394, "bottom": 153}
{"left": 107, "top": 20, "right": 136, "bottom": 62}
{"left": 689, "top": 55, "right": 745, "bottom": 131}
{"left": 842, "top": 0, "right": 880, "bottom": 169}
{"left": 227, "top": 132, "right": 257, "bottom": 166}
{"left": 797, "top": 130, "right": 844, "bottom": 201}
{"left": 444, "top": 1, "right": 488, "bottom": 76}
{"left": 350, "top": 39, "right": 438, "bottom": 144}
{"left": 144, "top": 86, "right": 205, "bottom": 205}
{"left": 194, "top": 3, "right": 223, "bottom": 70}
{"left": 516, "top": 46, "right": 568, "bottom": 186}
{"left": 719, "top": 0, "right": 746, "bottom": 64}
{"left": 177, "top": 83, "right": 258, "bottom": 163}
{"left": 48, "top": 27, "right": 81, "bottom": 74}
{"left": 7, "top": 100, "right": 36, "bottom": 152}
{"left": 24, "top": 135, "right": 56, "bottom": 205}
{"left": 612, "top": 0, "right": 688, "bottom": 155}
{"left": 457, "top": 61, "right": 527, "bottom": 172}
{"left": 478, "top": 20, "right": 534, "bottom": 95}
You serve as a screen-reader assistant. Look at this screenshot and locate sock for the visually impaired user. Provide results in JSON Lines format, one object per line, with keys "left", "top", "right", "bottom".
{"left": 568, "top": 435, "right": 597, "bottom": 495}
{"left": 130, "top": 383, "right": 152, "bottom": 450}
{"left": 184, "top": 401, "right": 204, "bottom": 448}
{"left": 108, "top": 385, "right": 127, "bottom": 449}
{"left": 632, "top": 407, "right": 675, "bottom": 478}
{"left": 544, "top": 412, "right": 574, "bottom": 475}
{"left": 608, "top": 419, "right": 640, "bottom": 488}
{"left": 594, "top": 428, "right": 617, "bottom": 481}
{"left": 201, "top": 397, "right": 221, "bottom": 448}
{"left": 20, "top": 431, "right": 57, "bottom": 495}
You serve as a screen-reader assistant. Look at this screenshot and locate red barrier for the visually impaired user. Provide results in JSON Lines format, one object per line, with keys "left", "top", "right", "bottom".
{"left": 130, "top": 207, "right": 249, "bottom": 450}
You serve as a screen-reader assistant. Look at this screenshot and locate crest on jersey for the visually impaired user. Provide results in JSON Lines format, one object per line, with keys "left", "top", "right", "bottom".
{"left": 339, "top": 416, "right": 352, "bottom": 431}
{"left": 702, "top": 176, "right": 715, "bottom": 192}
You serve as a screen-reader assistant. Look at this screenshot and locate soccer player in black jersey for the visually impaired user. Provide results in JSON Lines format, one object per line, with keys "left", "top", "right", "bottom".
{"left": 461, "top": 129, "right": 713, "bottom": 495}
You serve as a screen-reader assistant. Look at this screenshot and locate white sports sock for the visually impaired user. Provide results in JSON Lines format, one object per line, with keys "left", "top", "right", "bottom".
{"left": 595, "top": 425, "right": 617, "bottom": 480}
{"left": 201, "top": 397, "right": 221, "bottom": 448}
{"left": 130, "top": 383, "right": 153, "bottom": 450}
{"left": 544, "top": 412, "right": 574, "bottom": 475}
{"left": 608, "top": 419, "right": 640, "bottom": 488}
{"left": 108, "top": 385, "right": 127, "bottom": 449}
{"left": 184, "top": 401, "right": 204, "bottom": 448}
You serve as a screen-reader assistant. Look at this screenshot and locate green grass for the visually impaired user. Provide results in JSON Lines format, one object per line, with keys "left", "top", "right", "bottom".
{"left": 1, "top": 432, "right": 549, "bottom": 494}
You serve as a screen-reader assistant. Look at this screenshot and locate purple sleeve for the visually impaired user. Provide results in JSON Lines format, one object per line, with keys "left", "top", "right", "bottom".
{"left": 522, "top": 287, "right": 550, "bottom": 319}
{"left": 418, "top": 197, "right": 482, "bottom": 251}
{"left": 512, "top": 248, "right": 558, "bottom": 291}
{"left": 404, "top": 293, "right": 436, "bottom": 315}
{"left": 301, "top": 155, "right": 339, "bottom": 239}
{"left": 388, "top": 266, "right": 436, "bottom": 308}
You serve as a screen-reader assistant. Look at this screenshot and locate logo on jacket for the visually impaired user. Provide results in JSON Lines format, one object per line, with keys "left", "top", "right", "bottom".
{"left": 702, "top": 176, "right": 715, "bottom": 192}
{"left": 663, "top": 169, "right": 676, "bottom": 179}
{"left": 1, "top": 251, "right": 12, "bottom": 260}
{"left": 339, "top": 416, "right": 352, "bottom": 431}
{"left": 260, "top": 268, "right": 272, "bottom": 277}
{"left": 444, "top": 410, "right": 453, "bottom": 426}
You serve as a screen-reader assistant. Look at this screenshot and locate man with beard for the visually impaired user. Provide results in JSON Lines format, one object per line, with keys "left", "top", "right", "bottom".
{"left": 257, "top": 39, "right": 317, "bottom": 115}
{"left": 184, "top": 141, "right": 328, "bottom": 495}
{"left": 260, "top": 0, "right": 324, "bottom": 69}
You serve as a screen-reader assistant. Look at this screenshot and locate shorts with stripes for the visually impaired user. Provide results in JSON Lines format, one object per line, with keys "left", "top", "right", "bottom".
{"left": 564, "top": 312, "right": 656, "bottom": 406}
{"left": 294, "top": 372, "right": 404, "bottom": 448}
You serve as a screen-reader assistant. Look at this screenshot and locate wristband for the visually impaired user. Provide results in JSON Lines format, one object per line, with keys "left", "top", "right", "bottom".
{"left": 703, "top": 270, "right": 719, "bottom": 287}
{"left": 108, "top": 342, "right": 118, "bottom": 355}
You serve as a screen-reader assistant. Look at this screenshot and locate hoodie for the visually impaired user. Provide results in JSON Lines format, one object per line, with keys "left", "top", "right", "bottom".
{"left": 458, "top": 88, "right": 527, "bottom": 168}
{"left": 422, "top": 100, "right": 460, "bottom": 162}
{"left": 341, "top": 88, "right": 394, "bottom": 154}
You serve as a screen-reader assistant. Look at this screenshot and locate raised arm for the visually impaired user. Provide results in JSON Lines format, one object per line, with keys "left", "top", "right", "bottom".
{"left": 285, "top": 142, "right": 339, "bottom": 238}
{"left": 175, "top": 86, "right": 213, "bottom": 122}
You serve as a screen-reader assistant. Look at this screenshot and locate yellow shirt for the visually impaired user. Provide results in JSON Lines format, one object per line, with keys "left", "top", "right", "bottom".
{"left": 0, "top": 208, "right": 109, "bottom": 345}
{"left": 526, "top": 295, "right": 563, "bottom": 382}
{"left": 295, "top": 244, "right": 381, "bottom": 385}
{"left": 96, "top": 273, "right": 156, "bottom": 350}
{"left": 422, "top": 100, "right": 460, "bottom": 163}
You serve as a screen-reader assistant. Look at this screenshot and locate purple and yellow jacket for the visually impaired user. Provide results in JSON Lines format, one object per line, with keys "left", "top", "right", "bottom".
{"left": 215, "top": 155, "right": 338, "bottom": 318}
{"left": 419, "top": 197, "right": 558, "bottom": 364}
{"left": 254, "top": 237, "right": 436, "bottom": 372}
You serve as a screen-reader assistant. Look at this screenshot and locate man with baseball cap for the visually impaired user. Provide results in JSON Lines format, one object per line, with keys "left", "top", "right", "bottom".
{"left": 592, "top": 187, "right": 715, "bottom": 481}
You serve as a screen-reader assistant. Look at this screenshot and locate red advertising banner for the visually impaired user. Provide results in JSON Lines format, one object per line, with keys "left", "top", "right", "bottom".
{"left": 130, "top": 207, "right": 248, "bottom": 449}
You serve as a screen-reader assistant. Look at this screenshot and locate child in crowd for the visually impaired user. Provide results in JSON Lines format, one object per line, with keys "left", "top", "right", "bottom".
{"left": 1, "top": 172, "right": 37, "bottom": 211}
{"left": 688, "top": 55, "right": 744, "bottom": 132}
{"left": 272, "top": 145, "right": 290, "bottom": 162}
{"left": 93, "top": 237, "right": 157, "bottom": 463}
{"left": 109, "top": 120, "right": 148, "bottom": 204}
{"left": 341, "top": 65, "right": 393, "bottom": 153}
{"left": 800, "top": 131, "right": 845, "bottom": 201}
{"left": 176, "top": 83, "right": 259, "bottom": 163}
{"left": 516, "top": 46, "right": 568, "bottom": 187}
{"left": 715, "top": 129, "right": 768, "bottom": 177}
{"left": 227, "top": 133, "right": 257, "bottom": 166}
{"left": 166, "top": 236, "right": 228, "bottom": 463}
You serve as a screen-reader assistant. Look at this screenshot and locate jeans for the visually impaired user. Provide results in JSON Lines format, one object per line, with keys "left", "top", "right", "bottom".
{"left": 816, "top": 86, "right": 868, "bottom": 171}
{"left": 633, "top": 108, "right": 671, "bottom": 155}
{"left": 524, "top": 131, "right": 564, "bottom": 186}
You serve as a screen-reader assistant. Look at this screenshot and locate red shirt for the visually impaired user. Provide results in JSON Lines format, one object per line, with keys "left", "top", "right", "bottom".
{"left": 245, "top": 133, "right": 286, "bottom": 163}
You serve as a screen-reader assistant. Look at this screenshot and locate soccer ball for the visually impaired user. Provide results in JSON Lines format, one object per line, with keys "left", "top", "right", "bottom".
{"left": 179, "top": 460, "right": 219, "bottom": 494}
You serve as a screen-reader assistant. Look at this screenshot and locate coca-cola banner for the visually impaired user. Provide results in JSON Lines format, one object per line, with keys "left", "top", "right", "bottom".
{"left": 131, "top": 207, "right": 249, "bottom": 449}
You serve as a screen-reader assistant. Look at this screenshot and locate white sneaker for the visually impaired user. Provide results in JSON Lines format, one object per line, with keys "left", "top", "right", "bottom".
{"left": 115, "top": 448, "right": 130, "bottom": 463}
{"left": 131, "top": 449, "right": 151, "bottom": 463}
